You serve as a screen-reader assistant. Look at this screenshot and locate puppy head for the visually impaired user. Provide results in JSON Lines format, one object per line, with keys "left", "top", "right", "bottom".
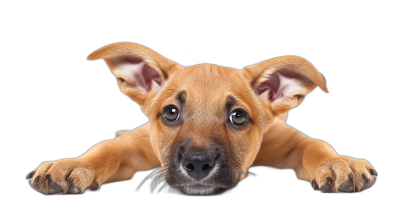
{"left": 88, "top": 43, "right": 327, "bottom": 195}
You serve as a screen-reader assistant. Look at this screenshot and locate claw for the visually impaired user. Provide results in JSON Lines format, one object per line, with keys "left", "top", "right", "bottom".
{"left": 26, "top": 171, "right": 35, "bottom": 179}
{"left": 370, "top": 169, "right": 378, "bottom": 176}
{"left": 362, "top": 174, "right": 369, "bottom": 182}
{"left": 67, "top": 178, "right": 74, "bottom": 185}
{"left": 327, "top": 177, "right": 332, "bottom": 186}
{"left": 93, "top": 180, "right": 99, "bottom": 191}
{"left": 311, "top": 179, "right": 318, "bottom": 190}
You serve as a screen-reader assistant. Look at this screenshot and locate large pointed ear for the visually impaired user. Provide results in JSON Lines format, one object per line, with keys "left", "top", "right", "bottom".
{"left": 87, "top": 42, "right": 180, "bottom": 105}
{"left": 243, "top": 56, "right": 328, "bottom": 115}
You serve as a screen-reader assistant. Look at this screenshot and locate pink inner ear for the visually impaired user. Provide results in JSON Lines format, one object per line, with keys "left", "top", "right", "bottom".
{"left": 116, "top": 56, "right": 162, "bottom": 92}
{"left": 256, "top": 69, "right": 306, "bottom": 102}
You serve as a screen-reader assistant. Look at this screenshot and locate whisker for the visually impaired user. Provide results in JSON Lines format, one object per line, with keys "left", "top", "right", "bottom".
{"left": 148, "top": 164, "right": 171, "bottom": 192}
{"left": 151, "top": 171, "right": 166, "bottom": 192}
{"left": 136, "top": 167, "right": 162, "bottom": 191}
{"left": 165, "top": 88, "right": 179, "bottom": 93}
{"left": 157, "top": 182, "right": 168, "bottom": 193}
{"left": 247, "top": 171, "right": 256, "bottom": 176}
{"left": 232, "top": 166, "right": 248, "bottom": 181}
{"left": 159, "top": 89, "right": 179, "bottom": 98}
{"left": 164, "top": 80, "right": 182, "bottom": 92}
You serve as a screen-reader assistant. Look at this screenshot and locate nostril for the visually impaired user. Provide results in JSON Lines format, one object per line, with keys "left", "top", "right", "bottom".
{"left": 202, "top": 163, "right": 212, "bottom": 171}
{"left": 184, "top": 163, "right": 194, "bottom": 172}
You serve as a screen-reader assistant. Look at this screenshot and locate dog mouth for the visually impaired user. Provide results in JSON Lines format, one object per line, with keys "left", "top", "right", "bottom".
{"left": 169, "top": 163, "right": 229, "bottom": 195}
{"left": 137, "top": 166, "right": 245, "bottom": 196}
{"left": 136, "top": 166, "right": 245, "bottom": 196}
{"left": 178, "top": 183, "right": 226, "bottom": 195}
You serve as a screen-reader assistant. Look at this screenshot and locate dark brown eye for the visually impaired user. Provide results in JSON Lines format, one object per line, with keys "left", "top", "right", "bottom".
{"left": 163, "top": 106, "right": 180, "bottom": 122}
{"left": 229, "top": 109, "right": 247, "bottom": 125}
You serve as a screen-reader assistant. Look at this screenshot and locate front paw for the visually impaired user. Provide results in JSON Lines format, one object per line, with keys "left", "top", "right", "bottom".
{"left": 26, "top": 159, "right": 99, "bottom": 195}
{"left": 311, "top": 156, "right": 377, "bottom": 193}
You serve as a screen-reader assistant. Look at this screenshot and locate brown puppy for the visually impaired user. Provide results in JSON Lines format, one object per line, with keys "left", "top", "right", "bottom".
{"left": 27, "top": 42, "right": 377, "bottom": 195}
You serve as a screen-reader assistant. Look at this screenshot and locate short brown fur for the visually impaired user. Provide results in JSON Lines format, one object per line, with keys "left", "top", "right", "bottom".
{"left": 27, "top": 42, "right": 376, "bottom": 194}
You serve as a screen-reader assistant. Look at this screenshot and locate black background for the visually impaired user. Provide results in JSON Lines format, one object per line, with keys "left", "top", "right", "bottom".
{"left": 10, "top": 9, "right": 396, "bottom": 220}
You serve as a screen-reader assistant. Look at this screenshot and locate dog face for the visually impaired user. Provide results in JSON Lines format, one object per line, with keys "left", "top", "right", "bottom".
{"left": 147, "top": 65, "right": 272, "bottom": 195}
{"left": 88, "top": 43, "right": 327, "bottom": 195}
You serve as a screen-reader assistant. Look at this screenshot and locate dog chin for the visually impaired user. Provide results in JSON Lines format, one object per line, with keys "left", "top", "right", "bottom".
{"left": 178, "top": 184, "right": 225, "bottom": 195}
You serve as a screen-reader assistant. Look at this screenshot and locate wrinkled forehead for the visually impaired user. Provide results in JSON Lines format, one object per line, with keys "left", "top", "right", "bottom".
{"left": 153, "top": 64, "right": 257, "bottom": 120}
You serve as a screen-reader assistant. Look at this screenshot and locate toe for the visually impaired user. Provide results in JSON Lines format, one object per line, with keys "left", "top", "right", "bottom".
{"left": 320, "top": 177, "right": 333, "bottom": 193}
{"left": 311, "top": 179, "right": 318, "bottom": 190}
{"left": 30, "top": 181, "right": 43, "bottom": 193}
{"left": 339, "top": 181, "right": 353, "bottom": 192}
{"left": 359, "top": 173, "right": 373, "bottom": 191}
{"left": 339, "top": 174, "right": 354, "bottom": 192}
{"left": 48, "top": 181, "right": 63, "bottom": 194}
{"left": 66, "top": 177, "right": 81, "bottom": 194}
{"left": 68, "top": 186, "right": 81, "bottom": 194}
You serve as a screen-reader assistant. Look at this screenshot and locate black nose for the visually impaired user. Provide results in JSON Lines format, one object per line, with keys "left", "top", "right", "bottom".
{"left": 182, "top": 151, "right": 215, "bottom": 180}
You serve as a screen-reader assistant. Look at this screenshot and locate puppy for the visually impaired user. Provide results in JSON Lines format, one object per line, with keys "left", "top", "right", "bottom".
{"left": 27, "top": 42, "right": 377, "bottom": 195}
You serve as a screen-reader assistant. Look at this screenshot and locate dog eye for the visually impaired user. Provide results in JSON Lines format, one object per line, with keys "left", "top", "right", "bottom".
{"left": 163, "top": 105, "right": 180, "bottom": 122}
{"left": 229, "top": 109, "right": 247, "bottom": 125}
